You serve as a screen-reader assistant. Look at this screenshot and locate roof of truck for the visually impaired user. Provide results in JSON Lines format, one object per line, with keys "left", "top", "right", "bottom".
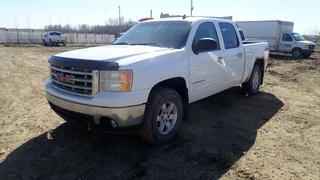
{"left": 236, "top": 20, "right": 294, "bottom": 25}
{"left": 144, "top": 16, "right": 234, "bottom": 23}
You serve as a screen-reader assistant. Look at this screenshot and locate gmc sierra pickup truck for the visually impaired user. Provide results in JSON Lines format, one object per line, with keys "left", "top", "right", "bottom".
{"left": 45, "top": 17, "right": 269, "bottom": 144}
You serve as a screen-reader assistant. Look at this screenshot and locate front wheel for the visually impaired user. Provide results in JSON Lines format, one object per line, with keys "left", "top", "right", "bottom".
{"left": 139, "top": 87, "right": 183, "bottom": 145}
{"left": 292, "top": 48, "right": 303, "bottom": 58}
{"left": 242, "top": 64, "right": 262, "bottom": 96}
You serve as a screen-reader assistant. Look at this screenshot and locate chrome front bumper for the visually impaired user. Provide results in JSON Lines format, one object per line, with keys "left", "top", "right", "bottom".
{"left": 47, "top": 92, "right": 145, "bottom": 127}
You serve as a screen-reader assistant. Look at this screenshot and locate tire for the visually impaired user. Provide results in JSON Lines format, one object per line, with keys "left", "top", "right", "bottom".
{"left": 292, "top": 48, "right": 302, "bottom": 58}
{"left": 242, "top": 64, "right": 262, "bottom": 96}
{"left": 139, "top": 87, "right": 183, "bottom": 145}
{"left": 43, "top": 40, "right": 47, "bottom": 46}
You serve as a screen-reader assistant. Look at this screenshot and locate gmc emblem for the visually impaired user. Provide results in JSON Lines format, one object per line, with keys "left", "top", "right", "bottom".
{"left": 56, "top": 73, "right": 75, "bottom": 84}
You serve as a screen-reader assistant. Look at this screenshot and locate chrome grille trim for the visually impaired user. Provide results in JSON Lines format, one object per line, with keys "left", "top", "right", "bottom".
{"left": 52, "top": 79, "right": 92, "bottom": 90}
{"left": 50, "top": 64, "right": 99, "bottom": 97}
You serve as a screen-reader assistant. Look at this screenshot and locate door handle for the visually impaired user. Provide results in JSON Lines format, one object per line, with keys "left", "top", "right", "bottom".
{"left": 217, "top": 56, "right": 223, "bottom": 64}
{"left": 237, "top": 53, "right": 243, "bottom": 57}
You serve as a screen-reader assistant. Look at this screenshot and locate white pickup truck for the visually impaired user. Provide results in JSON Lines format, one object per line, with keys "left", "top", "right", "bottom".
{"left": 43, "top": 31, "right": 66, "bottom": 46}
{"left": 45, "top": 17, "right": 269, "bottom": 144}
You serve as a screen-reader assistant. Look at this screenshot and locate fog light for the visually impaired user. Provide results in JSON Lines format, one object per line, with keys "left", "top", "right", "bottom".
{"left": 110, "top": 119, "right": 118, "bottom": 128}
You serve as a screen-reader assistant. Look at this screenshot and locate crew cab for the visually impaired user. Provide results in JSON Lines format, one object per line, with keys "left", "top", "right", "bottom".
{"left": 43, "top": 31, "right": 66, "bottom": 46}
{"left": 45, "top": 17, "right": 269, "bottom": 144}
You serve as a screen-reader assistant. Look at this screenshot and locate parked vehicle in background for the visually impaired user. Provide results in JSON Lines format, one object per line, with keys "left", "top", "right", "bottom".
{"left": 45, "top": 17, "right": 269, "bottom": 145}
{"left": 236, "top": 20, "right": 316, "bottom": 58}
{"left": 43, "top": 31, "right": 66, "bottom": 46}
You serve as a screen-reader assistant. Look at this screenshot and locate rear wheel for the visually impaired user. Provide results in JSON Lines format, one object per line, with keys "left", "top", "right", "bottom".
{"left": 139, "top": 87, "right": 183, "bottom": 145}
{"left": 242, "top": 64, "right": 262, "bottom": 96}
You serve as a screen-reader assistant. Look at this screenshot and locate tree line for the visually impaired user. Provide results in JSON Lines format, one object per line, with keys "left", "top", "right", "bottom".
{"left": 44, "top": 18, "right": 137, "bottom": 34}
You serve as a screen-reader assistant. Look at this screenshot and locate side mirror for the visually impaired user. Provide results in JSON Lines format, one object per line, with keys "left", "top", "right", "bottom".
{"left": 194, "top": 38, "right": 218, "bottom": 54}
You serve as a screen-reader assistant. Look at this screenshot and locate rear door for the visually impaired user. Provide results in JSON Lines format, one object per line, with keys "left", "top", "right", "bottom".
{"left": 279, "top": 33, "right": 294, "bottom": 52}
{"left": 218, "top": 22, "right": 245, "bottom": 86}
{"left": 188, "top": 21, "right": 228, "bottom": 102}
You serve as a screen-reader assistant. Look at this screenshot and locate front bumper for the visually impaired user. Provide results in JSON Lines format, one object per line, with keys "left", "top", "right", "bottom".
{"left": 302, "top": 49, "right": 315, "bottom": 55}
{"left": 46, "top": 90, "right": 145, "bottom": 128}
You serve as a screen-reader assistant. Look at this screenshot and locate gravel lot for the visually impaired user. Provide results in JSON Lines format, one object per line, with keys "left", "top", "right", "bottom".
{"left": 0, "top": 45, "right": 319, "bottom": 179}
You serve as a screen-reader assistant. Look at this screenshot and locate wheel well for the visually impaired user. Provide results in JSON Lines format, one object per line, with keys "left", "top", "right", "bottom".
{"left": 291, "top": 47, "right": 302, "bottom": 52}
{"left": 149, "top": 77, "right": 189, "bottom": 105}
{"left": 255, "top": 58, "right": 265, "bottom": 85}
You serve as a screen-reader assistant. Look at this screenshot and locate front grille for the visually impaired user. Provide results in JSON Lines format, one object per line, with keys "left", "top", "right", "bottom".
{"left": 50, "top": 64, "right": 99, "bottom": 97}
{"left": 309, "top": 45, "right": 315, "bottom": 50}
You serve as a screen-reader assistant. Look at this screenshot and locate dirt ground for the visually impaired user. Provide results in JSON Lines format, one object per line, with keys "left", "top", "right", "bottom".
{"left": 0, "top": 45, "right": 319, "bottom": 179}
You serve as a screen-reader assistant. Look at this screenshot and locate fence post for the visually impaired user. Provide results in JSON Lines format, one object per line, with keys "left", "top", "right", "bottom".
{"left": 16, "top": 29, "right": 20, "bottom": 44}
{"left": 5, "top": 29, "right": 8, "bottom": 44}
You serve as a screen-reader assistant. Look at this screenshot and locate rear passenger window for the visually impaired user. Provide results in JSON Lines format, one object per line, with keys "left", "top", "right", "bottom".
{"left": 219, "top": 22, "right": 239, "bottom": 49}
{"left": 193, "top": 22, "right": 220, "bottom": 50}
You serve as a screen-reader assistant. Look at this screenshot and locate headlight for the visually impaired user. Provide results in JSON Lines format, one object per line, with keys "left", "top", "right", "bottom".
{"left": 303, "top": 44, "right": 309, "bottom": 49}
{"left": 99, "top": 70, "right": 133, "bottom": 92}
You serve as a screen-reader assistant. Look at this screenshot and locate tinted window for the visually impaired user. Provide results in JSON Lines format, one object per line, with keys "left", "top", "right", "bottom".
{"left": 219, "top": 22, "right": 239, "bottom": 49}
{"left": 115, "top": 21, "right": 191, "bottom": 49}
{"left": 193, "top": 22, "right": 220, "bottom": 50}
{"left": 282, "top": 34, "right": 293, "bottom": 41}
{"left": 239, "top": 30, "right": 246, "bottom": 41}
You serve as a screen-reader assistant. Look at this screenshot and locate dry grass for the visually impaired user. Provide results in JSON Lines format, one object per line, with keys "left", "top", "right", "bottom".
{"left": 0, "top": 45, "right": 319, "bottom": 179}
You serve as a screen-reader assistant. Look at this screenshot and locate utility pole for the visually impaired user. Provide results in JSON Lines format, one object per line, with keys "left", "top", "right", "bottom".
{"left": 118, "top": 6, "right": 121, "bottom": 33}
{"left": 150, "top": 9, "right": 153, "bottom": 18}
{"left": 190, "top": 0, "right": 194, "bottom": 16}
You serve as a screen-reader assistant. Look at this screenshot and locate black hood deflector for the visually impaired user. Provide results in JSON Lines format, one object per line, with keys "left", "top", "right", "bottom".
{"left": 49, "top": 56, "right": 119, "bottom": 70}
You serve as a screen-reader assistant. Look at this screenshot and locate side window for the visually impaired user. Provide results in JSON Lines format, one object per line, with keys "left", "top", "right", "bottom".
{"left": 219, "top": 22, "right": 239, "bottom": 49}
{"left": 282, "top": 34, "right": 293, "bottom": 41}
{"left": 193, "top": 22, "right": 220, "bottom": 50}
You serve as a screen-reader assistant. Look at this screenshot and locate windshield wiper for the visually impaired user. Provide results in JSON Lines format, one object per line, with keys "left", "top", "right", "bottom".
{"left": 131, "top": 43, "right": 164, "bottom": 47}
{"left": 113, "top": 42, "right": 129, "bottom": 45}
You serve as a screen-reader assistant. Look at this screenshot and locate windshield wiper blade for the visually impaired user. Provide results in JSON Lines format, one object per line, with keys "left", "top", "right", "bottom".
{"left": 131, "top": 43, "right": 164, "bottom": 47}
{"left": 113, "top": 42, "right": 129, "bottom": 45}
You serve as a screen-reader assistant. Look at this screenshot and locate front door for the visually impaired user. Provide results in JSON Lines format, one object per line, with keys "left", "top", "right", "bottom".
{"left": 188, "top": 22, "right": 228, "bottom": 102}
{"left": 279, "top": 33, "right": 294, "bottom": 52}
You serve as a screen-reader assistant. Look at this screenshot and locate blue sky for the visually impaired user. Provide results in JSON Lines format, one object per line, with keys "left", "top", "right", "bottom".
{"left": 0, "top": 0, "right": 319, "bottom": 34}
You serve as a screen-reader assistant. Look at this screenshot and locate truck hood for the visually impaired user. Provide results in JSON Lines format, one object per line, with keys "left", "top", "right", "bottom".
{"left": 298, "top": 40, "right": 316, "bottom": 45}
{"left": 50, "top": 45, "right": 175, "bottom": 70}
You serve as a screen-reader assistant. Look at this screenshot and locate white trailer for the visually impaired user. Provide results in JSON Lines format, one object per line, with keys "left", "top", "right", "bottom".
{"left": 237, "top": 20, "right": 316, "bottom": 58}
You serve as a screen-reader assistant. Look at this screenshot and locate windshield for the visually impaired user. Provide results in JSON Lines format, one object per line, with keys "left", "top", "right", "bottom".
{"left": 291, "top": 33, "right": 305, "bottom": 41}
{"left": 114, "top": 21, "right": 192, "bottom": 49}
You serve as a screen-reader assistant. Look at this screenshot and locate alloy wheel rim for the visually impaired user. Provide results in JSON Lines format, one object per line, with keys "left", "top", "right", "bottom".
{"left": 156, "top": 101, "right": 178, "bottom": 135}
{"left": 252, "top": 70, "right": 260, "bottom": 90}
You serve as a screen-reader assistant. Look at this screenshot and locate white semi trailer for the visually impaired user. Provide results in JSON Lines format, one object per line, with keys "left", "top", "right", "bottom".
{"left": 237, "top": 20, "right": 316, "bottom": 58}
